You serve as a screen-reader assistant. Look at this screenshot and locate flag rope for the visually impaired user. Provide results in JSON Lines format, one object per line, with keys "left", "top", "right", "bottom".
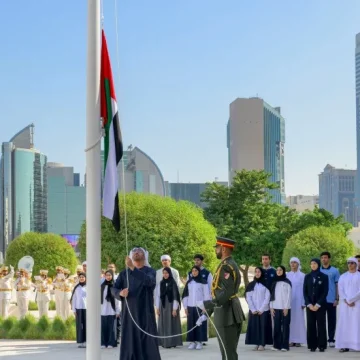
{"left": 111, "top": 1, "right": 228, "bottom": 357}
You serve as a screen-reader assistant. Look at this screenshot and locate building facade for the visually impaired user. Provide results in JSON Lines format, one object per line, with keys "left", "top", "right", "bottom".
{"left": 286, "top": 195, "right": 319, "bottom": 212}
{"left": 0, "top": 124, "right": 48, "bottom": 256}
{"left": 227, "top": 97, "right": 285, "bottom": 204}
{"left": 355, "top": 33, "right": 360, "bottom": 221}
{"left": 169, "top": 181, "right": 228, "bottom": 208}
{"left": 47, "top": 163, "right": 85, "bottom": 235}
{"left": 319, "top": 164, "right": 356, "bottom": 225}
{"left": 100, "top": 146, "right": 166, "bottom": 196}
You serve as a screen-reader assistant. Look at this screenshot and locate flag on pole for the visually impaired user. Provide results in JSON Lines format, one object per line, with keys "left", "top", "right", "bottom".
{"left": 101, "top": 29, "right": 123, "bottom": 231}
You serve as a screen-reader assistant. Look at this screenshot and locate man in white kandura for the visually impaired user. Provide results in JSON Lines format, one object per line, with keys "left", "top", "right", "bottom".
{"left": 286, "top": 257, "right": 306, "bottom": 347}
{"left": 335, "top": 257, "right": 360, "bottom": 353}
{"left": 156, "top": 255, "right": 181, "bottom": 288}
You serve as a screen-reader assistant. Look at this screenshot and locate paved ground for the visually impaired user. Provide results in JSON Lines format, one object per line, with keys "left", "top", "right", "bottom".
{"left": 0, "top": 339, "right": 359, "bottom": 359}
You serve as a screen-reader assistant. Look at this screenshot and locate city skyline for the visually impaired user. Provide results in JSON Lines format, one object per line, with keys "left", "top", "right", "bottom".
{"left": 1, "top": 2, "right": 360, "bottom": 196}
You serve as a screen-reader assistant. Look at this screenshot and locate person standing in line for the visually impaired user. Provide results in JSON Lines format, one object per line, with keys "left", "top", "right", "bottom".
{"left": 112, "top": 247, "right": 161, "bottom": 360}
{"left": 303, "top": 258, "right": 329, "bottom": 352}
{"left": 106, "top": 263, "right": 120, "bottom": 342}
{"left": 155, "top": 267, "right": 183, "bottom": 349}
{"left": 156, "top": 255, "right": 181, "bottom": 288}
{"left": 320, "top": 251, "right": 340, "bottom": 348}
{"left": 0, "top": 265, "right": 14, "bottom": 318}
{"left": 286, "top": 257, "right": 306, "bottom": 347}
{"left": 189, "top": 254, "right": 213, "bottom": 291}
{"left": 63, "top": 269, "right": 74, "bottom": 319}
{"left": 53, "top": 266, "right": 65, "bottom": 318}
{"left": 355, "top": 255, "right": 360, "bottom": 272}
{"left": 245, "top": 267, "right": 272, "bottom": 351}
{"left": 82, "top": 261, "right": 87, "bottom": 273}
{"left": 15, "top": 268, "right": 32, "bottom": 319}
{"left": 182, "top": 266, "right": 211, "bottom": 350}
{"left": 101, "top": 269, "right": 120, "bottom": 349}
{"left": 71, "top": 272, "right": 87, "bottom": 348}
{"left": 261, "top": 254, "right": 276, "bottom": 290}
{"left": 34, "top": 270, "right": 51, "bottom": 318}
{"left": 201, "top": 237, "right": 245, "bottom": 360}
{"left": 335, "top": 257, "right": 360, "bottom": 352}
{"left": 270, "top": 266, "right": 292, "bottom": 352}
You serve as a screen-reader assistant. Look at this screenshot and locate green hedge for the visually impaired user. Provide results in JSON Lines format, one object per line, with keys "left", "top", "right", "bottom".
{"left": 28, "top": 300, "right": 56, "bottom": 311}
{"left": 0, "top": 315, "right": 76, "bottom": 340}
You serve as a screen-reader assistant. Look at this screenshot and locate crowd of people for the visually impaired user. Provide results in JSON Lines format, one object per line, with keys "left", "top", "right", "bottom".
{"left": 2, "top": 246, "right": 360, "bottom": 358}
{"left": 245, "top": 253, "right": 360, "bottom": 353}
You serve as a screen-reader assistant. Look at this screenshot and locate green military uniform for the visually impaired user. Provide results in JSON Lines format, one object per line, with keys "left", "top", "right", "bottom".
{"left": 203, "top": 238, "right": 245, "bottom": 360}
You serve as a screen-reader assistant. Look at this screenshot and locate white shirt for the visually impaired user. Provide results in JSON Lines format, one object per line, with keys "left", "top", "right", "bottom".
{"left": 156, "top": 267, "right": 181, "bottom": 288}
{"left": 0, "top": 270, "right": 14, "bottom": 300}
{"left": 72, "top": 285, "right": 87, "bottom": 311}
{"left": 270, "top": 281, "right": 291, "bottom": 310}
{"left": 154, "top": 283, "right": 179, "bottom": 310}
{"left": 101, "top": 285, "right": 121, "bottom": 316}
{"left": 246, "top": 283, "right": 270, "bottom": 313}
{"left": 182, "top": 281, "right": 211, "bottom": 309}
{"left": 187, "top": 267, "right": 213, "bottom": 291}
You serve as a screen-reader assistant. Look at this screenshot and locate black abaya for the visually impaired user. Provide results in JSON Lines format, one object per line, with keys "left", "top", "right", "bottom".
{"left": 112, "top": 267, "right": 161, "bottom": 360}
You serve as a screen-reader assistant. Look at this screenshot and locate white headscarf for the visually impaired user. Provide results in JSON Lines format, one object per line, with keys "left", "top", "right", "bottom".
{"left": 161, "top": 255, "right": 171, "bottom": 261}
{"left": 347, "top": 257, "right": 358, "bottom": 264}
{"left": 129, "top": 247, "right": 150, "bottom": 267}
{"left": 289, "top": 257, "right": 301, "bottom": 271}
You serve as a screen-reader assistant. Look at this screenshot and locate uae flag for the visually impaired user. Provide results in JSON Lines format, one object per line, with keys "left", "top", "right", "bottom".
{"left": 101, "top": 30, "right": 123, "bottom": 231}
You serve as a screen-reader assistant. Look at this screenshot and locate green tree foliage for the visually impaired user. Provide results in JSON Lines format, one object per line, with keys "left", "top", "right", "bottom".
{"left": 5, "top": 232, "right": 78, "bottom": 278}
{"left": 282, "top": 226, "right": 355, "bottom": 273}
{"left": 201, "top": 170, "right": 353, "bottom": 285}
{"left": 78, "top": 192, "right": 217, "bottom": 276}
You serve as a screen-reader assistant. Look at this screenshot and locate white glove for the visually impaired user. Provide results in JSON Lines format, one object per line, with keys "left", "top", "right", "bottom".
{"left": 196, "top": 314, "right": 207, "bottom": 326}
{"left": 196, "top": 301, "right": 205, "bottom": 310}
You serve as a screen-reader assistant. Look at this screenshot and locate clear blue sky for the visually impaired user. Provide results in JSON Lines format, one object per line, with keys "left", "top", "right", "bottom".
{"left": 1, "top": 0, "right": 359, "bottom": 195}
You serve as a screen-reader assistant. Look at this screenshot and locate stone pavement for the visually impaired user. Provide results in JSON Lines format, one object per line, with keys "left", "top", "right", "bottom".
{"left": 0, "top": 339, "right": 359, "bottom": 359}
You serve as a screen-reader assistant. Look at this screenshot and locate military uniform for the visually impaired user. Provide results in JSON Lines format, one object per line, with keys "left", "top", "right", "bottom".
{"left": 15, "top": 268, "right": 32, "bottom": 319}
{"left": 0, "top": 265, "right": 14, "bottom": 318}
{"left": 35, "top": 270, "right": 51, "bottom": 317}
{"left": 53, "top": 266, "right": 65, "bottom": 318}
{"left": 63, "top": 269, "right": 74, "bottom": 319}
{"left": 203, "top": 237, "right": 245, "bottom": 360}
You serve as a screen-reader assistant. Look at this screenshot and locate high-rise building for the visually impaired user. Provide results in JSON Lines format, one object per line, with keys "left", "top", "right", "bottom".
{"left": 100, "top": 146, "right": 166, "bottom": 196}
{"left": 319, "top": 164, "right": 356, "bottom": 225}
{"left": 47, "top": 162, "right": 85, "bottom": 235}
{"left": 0, "top": 124, "right": 48, "bottom": 256}
{"left": 169, "top": 181, "right": 228, "bottom": 208}
{"left": 355, "top": 33, "right": 360, "bottom": 221}
{"left": 227, "top": 97, "right": 285, "bottom": 204}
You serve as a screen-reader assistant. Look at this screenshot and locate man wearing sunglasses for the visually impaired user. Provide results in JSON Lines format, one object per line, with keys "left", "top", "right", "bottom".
{"left": 335, "top": 257, "right": 360, "bottom": 353}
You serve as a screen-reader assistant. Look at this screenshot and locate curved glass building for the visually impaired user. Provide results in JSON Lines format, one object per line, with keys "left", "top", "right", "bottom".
{"left": 0, "top": 124, "right": 47, "bottom": 256}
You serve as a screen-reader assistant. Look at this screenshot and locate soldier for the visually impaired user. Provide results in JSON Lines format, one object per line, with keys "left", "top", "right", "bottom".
{"left": 198, "top": 237, "right": 245, "bottom": 360}
{"left": 63, "top": 268, "right": 74, "bottom": 319}
{"left": 73, "top": 265, "right": 84, "bottom": 285}
{"left": 15, "top": 268, "right": 32, "bottom": 318}
{"left": 0, "top": 265, "right": 14, "bottom": 318}
{"left": 53, "top": 266, "right": 65, "bottom": 318}
{"left": 34, "top": 270, "right": 51, "bottom": 317}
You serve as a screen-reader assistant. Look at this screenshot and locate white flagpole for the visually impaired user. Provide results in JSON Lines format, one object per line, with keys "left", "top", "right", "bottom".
{"left": 86, "top": 0, "right": 101, "bottom": 359}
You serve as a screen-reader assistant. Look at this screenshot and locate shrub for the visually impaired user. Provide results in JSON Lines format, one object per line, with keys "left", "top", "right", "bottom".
{"left": 17, "top": 314, "right": 37, "bottom": 333}
{"left": 24, "top": 324, "right": 43, "bottom": 340}
{"left": 37, "top": 316, "right": 51, "bottom": 332}
{"left": 79, "top": 193, "right": 218, "bottom": 275}
{"left": 49, "top": 300, "right": 56, "bottom": 311}
{"left": 28, "top": 301, "right": 38, "bottom": 311}
{"left": 282, "top": 226, "right": 355, "bottom": 272}
{"left": 2, "top": 316, "right": 17, "bottom": 332}
{"left": 5, "top": 232, "right": 78, "bottom": 278}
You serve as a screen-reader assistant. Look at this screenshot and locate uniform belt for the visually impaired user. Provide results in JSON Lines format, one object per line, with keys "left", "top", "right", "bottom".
{"left": 64, "top": 290, "right": 71, "bottom": 292}
{"left": 18, "top": 288, "right": 30, "bottom": 291}
{"left": 0, "top": 289, "right": 11, "bottom": 291}
{"left": 38, "top": 290, "right": 48, "bottom": 293}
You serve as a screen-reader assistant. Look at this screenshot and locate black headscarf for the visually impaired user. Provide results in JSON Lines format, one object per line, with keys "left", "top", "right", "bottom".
{"left": 101, "top": 269, "right": 116, "bottom": 311}
{"left": 182, "top": 266, "right": 207, "bottom": 299}
{"left": 270, "top": 266, "right": 292, "bottom": 301}
{"left": 70, "top": 272, "right": 86, "bottom": 304}
{"left": 160, "top": 267, "right": 181, "bottom": 309}
{"left": 310, "top": 258, "right": 321, "bottom": 279}
{"left": 245, "top": 267, "right": 265, "bottom": 293}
